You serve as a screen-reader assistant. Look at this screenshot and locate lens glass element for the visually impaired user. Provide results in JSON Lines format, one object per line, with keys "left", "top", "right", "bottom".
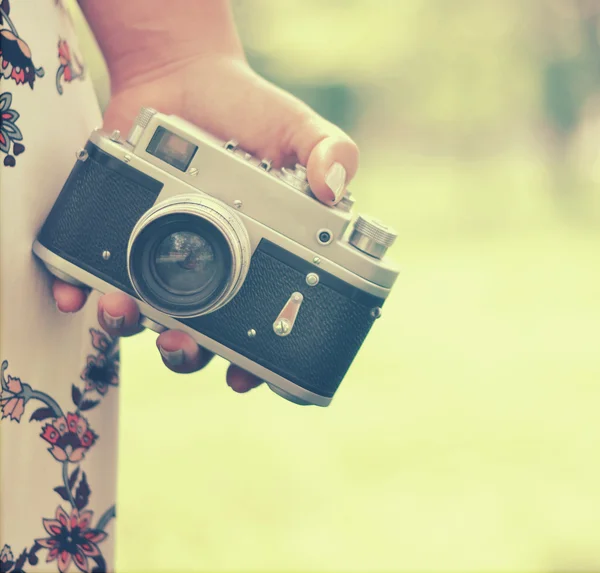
{"left": 129, "top": 213, "right": 234, "bottom": 316}
{"left": 153, "top": 231, "right": 217, "bottom": 295}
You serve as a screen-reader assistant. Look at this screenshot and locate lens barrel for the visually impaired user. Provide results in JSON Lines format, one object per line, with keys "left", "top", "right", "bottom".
{"left": 127, "top": 195, "right": 251, "bottom": 318}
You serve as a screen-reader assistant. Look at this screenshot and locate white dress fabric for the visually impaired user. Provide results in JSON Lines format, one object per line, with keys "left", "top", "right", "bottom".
{"left": 0, "top": 2, "right": 118, "bottom": 572}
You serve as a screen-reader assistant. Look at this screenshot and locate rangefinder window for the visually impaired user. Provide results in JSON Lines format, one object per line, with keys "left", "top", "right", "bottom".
{"left": 146, "top": 127, "right": 198, "bottom": 172}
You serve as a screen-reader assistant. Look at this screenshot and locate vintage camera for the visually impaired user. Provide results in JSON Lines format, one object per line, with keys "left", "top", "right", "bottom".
{"left": 33, "top": 108, "right": 399, "bottom": 406}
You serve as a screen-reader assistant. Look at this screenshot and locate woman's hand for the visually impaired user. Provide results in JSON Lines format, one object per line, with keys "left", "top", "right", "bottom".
{"left": 53, "top": 55, "right": 359, "bottom": 391}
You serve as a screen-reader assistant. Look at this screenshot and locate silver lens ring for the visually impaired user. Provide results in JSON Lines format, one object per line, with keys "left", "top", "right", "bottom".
{"left": 127, "top": 194, "right": 251, "bottom": 318}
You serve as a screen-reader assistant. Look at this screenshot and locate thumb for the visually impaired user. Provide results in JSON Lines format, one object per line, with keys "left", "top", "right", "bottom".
{"left": 289, "top": 115, "right": 360, "bottom": 206}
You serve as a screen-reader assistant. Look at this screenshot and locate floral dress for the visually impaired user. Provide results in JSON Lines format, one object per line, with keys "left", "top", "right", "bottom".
{"left": 0, "top": 2, "right": 118, "bottom": 572}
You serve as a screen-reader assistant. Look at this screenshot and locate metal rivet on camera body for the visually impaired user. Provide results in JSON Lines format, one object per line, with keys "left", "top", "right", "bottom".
{"left": 102, "top": 250, "right": 111, "bottom": 261}
{"left": 188, "top": 167, "right": 198, "bottom": 177}
{"left": 124, "top": 154, "right": 132, "bottom": 163}
{"left": 306, "top": 273, "right": 319, "bottom": 287}
{"left": 233, "top": 200, "right": 243, "bottom": 209}
{"left": 224, "top": 140, "right": 238, "bottom": 151}
{"left": 370, "top": 307, "right": 382, "bottom": 319}
{"left": 76, "top": 149, "right": 88, "bottom": 162}
{"left": 273, "top": 319, "right": 291, "bottom": 337}
{"left": 259, "top": 159, "right": 272, "bottom": 172}
{"left": 109, "top": 130, "right": 121, "bottom": 142}
{"left": 313, "top": 256, "right": 321, "bottom": 265}
{"left": 247, "top": 329, "right": 256, "bottom": 338}
{"left": 316, "top": 229, "right": 333, "bottom": 246}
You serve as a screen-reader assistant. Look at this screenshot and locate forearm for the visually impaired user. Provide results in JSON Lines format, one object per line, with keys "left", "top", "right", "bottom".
{"left": 78, "top": 0, "right": 245, "bottom": 92}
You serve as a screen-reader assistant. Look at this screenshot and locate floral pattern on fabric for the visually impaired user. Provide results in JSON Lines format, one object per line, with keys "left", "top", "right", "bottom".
{"left": 0, "top": 0, "right": 39, "bottom": 167}
{"left": 1, "top": 329, "right": 119, "bottom": 573}
{"left": 0, "top": 91, "right": 25, "bottom": 167}
{"left": 80, "top": 330, "right": 119, "bottom": 396}
{"left": 0, "top": 544, "right": 28, "bottom": 573}
{"left": 41, "top": 413, "right": 98, "bottom": 463}
{"left": 56, "top": 39, "right": 84, "bottom": 95}
{"left": 35, "top": 506, "right": 107, "bottom": 573}
{"left": 0, "top": 1, "right": 44, "bottom": 89}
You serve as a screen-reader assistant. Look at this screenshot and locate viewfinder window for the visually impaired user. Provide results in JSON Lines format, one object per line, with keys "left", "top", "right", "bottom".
{"left": 146, "top": 127, "right": 198, "bottom": 172}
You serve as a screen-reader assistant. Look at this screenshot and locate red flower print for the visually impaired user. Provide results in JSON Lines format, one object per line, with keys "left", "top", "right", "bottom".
{"left": 0, "top": 30, "right": 44, "bottom": 89}
{"left": 0, "top": 91, "right": 24, "bottom": 167}
{"left": 36, "top": 506, "right": 107, "bottom": 573}
{"left": 0, "top": 375, "right": 25, "bottom": 422}
{"left": 6, "top": 376, "right": 22, "bottom": 394}
{"left": 0, "top": 545, "right": 14, "bottom": 573}
{"left": 41, "top": 413, "right": 97, "bottom": 463}
{"left": 89, "top": 329, "right": 110, "bottom": 353}
{"left": 57, "top": 39, "right": 72, "bottom": 80}
{"left": 55, "top": 39, "right": 84, "bottom": 94}
{"left": 0, "top": 543, "right": 27, "bottom": 573}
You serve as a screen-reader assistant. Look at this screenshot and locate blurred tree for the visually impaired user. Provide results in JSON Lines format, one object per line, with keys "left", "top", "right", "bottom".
{"left": 234, "top": 0, "right": 540, "bottom": 150}
{"left": 233, "top": 0, "right": 600, "bottom": 211}
{"left": 537, "top": 0, "right": 600, "bottom": 195}
{"left": 542, "top": 1, "right": 600, "bottom": 133}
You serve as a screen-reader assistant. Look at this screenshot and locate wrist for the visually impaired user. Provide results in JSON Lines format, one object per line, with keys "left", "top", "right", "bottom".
{"left": 80, "top": 0, "right": 246, "bottom": 95}
{"left": 102, "top": 56, "right": 252, "bottom": 132}
{"left": 109, "top": 48, "right": 246, "bottom": 97}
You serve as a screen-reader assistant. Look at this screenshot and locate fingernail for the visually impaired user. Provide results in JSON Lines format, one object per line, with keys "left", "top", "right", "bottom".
{"left": 159, "top": 346, "right": 185, "bottom": 367}
{"left": 325, "top": 162, "right": 346, "bottom": 203}
{"left": 102, "top": 310, "right": 124, "bottom": 329}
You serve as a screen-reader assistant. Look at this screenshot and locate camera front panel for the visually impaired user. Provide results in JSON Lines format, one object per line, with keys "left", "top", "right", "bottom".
{"left": 38, "top": 143, "right": 163, "bottom": 294}
{"left": 37, "top": 140, "right": 384, "bottom": 401}
{"left": 183, "top": 239, "right": 384, "bottom": 398}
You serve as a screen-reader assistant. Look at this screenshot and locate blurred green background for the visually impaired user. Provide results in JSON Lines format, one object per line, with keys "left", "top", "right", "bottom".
{"left": 71, "top": 0, "right": 600, "bottom": 571}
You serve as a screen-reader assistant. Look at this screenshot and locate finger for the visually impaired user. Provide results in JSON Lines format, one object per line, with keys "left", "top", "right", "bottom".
{"left": 226, "top": 364, "right": 263, "bottom": 393}
{"left": 156, "top": 329, "right": 214, "bottom": 374}
{"left": 289, "top": 114, "right": 360, "bottom": 206}
{"left": 53, "top": 279, "right": 89, "bottom": 313}
{"left": 306, "top": 133, "right": 360, "bottom": 206}
{"left": 97, "top": 292, "right": 143, "bottom": 337}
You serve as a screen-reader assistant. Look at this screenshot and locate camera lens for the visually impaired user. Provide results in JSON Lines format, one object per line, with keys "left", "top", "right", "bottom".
{"left": 128, "top": 196, "right": 251, "bottom": 318}
{"left": 153, "top": 231, "right": 220, "bottom": 295}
